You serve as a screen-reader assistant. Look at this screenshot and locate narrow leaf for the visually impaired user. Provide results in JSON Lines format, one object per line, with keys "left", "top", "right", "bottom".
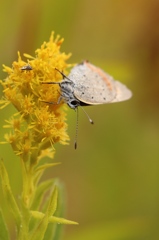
{"left": 43, "top": 223, "right": 56, "bottom": 240}
{"left": 31, "top": 179, "right": 55, "bottom": 211}
{"left": 35, "top": 163, "right": 61, "bottom": 173}
{"left": 30, "top": 186, "right": 58, "bottom": 240}
{"left": 49, "top": 216, "right": 78, "bottom": 225}
{"left": 53, "top": 180, "right": 66, "bottom": 240}
{"left": 31, "top": 211, "right": 78, "bottom": 225}
{"left": 33, "top": 163, "right": 61, "bottom": 187}
{"left": 0, "top": 209, "right": 9, "bottom": 240}
{"left": 29, "top": 180, "right": 55, "bottom": 233}
{"left": 0, "top": 159, "right": 21, "bottom": 228}
{"left": 48, "top": 185, "right": 58, "bottom": 216}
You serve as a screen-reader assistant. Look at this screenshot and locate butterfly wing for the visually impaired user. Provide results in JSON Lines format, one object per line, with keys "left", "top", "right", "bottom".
{"left": 68, "top": 61, "right": 132, "bottom": 105}
{"left": 111, "top": 80, "right": 132, "bottom": 103}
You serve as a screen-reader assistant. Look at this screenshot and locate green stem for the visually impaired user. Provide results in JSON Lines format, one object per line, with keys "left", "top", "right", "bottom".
{"left": 21, "top": 158, "right": 34, "bottom": 208}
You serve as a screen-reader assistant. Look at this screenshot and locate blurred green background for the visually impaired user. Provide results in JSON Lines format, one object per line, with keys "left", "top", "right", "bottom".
{"left": 0, "top": 0, "right": 159, "bottom": 239}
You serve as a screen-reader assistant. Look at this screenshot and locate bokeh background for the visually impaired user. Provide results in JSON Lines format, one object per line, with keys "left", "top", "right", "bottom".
{"left": 0, "top": 0, "right": 159, "bottom": 239}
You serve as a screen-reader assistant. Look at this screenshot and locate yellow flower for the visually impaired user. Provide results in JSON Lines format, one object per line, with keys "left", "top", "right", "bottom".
{"left": 0, "top": 32, "right": 71, "bottom": 161}
{"left": 0, "top": 33, "right": 78, "bottom": 239}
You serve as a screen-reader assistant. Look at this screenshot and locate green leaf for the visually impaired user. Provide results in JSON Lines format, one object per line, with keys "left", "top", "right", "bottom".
{"left": 35, "top": 163, "right": 61, "bottom": 173}
{"left": 45, "top": 185, "right": 58, "bottom": 216}
{"left": 49, "top": 216, "right": 78, "bottom": 225}
{"left": 43, "top": 222, "right": 56, "bottom": 240}
{"left": 53, "top": 180, "right": 66, "bottom": 240}
{"left": 31, "top": 179, "right": 55, "bottom": 211}
{"left": 30, "top": 180, "right": 67, "bottom": 240}
{"left": 31, "top": 211, "right": 78, "bottom": 225}
{"left": 0, "top": 159, "right": 22, "bottom": 230}
{"left": 30, "top": 186, "right": 58, "bottom": 240}
{"left": 30, "top": 180, "right": 78, "bottom": 240}
{"left": 34, "top": 163, "right": 61, "bottom": 187}
{"left": 0, "top": 209, "right": 9, "bottom": 240}
{"left": 29, "top": 179, "right": 55, "bottom": 234}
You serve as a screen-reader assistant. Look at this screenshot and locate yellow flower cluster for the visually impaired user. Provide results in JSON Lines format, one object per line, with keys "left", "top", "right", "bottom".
{"left": 0, "top": 34, "right": 78, "bottom": 238}
{"left": 0, "top": 33, "right": 71, "bottom": 161}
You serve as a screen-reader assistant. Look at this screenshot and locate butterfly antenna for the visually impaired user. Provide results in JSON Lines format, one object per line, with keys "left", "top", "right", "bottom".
{"left": 55, "top": 68, "right": 71, "bottom": 81}
{"left": 74, "top": 108, "right": 79, "bottom": 149}
{"left": 80, "top": 106, "right": 94, "bottom": 124}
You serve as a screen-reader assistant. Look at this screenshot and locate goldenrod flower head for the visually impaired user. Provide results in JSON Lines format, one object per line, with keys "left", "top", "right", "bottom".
{"left": 0, "top": 32, "right": 71, "bottom": 160}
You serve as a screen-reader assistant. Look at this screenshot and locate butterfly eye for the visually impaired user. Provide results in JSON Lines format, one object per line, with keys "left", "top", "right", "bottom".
{"left": 68, "top": 100, "right": 80, "bottom": 109}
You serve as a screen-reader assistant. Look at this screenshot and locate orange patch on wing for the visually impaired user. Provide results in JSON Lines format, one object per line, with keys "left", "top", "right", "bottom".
{"left": 84, "top": 61, "right": 113, "bottom": 90}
